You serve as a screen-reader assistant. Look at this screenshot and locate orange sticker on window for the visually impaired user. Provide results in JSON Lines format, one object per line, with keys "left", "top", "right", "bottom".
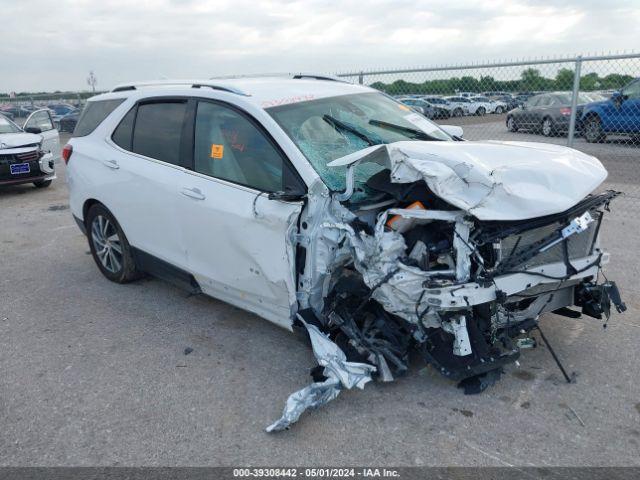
{"left": 398, "top": 104, "right": 411, "bottom": 111}
{"left": 210, "top": 144, "right": 224, "bottom": 159}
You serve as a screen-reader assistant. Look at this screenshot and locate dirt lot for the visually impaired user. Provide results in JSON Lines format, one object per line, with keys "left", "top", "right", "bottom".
{"left": 1, "top": 129, "right": 639, "bottom": 466}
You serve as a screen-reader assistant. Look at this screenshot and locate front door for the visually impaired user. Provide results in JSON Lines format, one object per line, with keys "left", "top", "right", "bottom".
{"left": 23, "top": 109, "right": 61, "bottom": 161}
{"left": 620, "top": 79, "right": 640, "bottom": 133}
{"left": 178, "top": 99, "right": 306, "bottom": 328}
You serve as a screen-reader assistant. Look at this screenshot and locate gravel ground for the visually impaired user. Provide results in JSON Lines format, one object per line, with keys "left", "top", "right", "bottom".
{"left": 0, "top": 131, "right": 639, "bottom": 466}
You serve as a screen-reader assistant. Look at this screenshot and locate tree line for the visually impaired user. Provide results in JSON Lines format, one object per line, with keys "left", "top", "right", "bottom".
{"left": 369, "top": 68, "right": 636, "bottom": 96}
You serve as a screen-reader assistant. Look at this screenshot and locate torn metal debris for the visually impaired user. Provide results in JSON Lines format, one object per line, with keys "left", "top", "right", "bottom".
{"left": 266, "top": 317, "right": 376, "bottom": 432}
{"left": 268, "top": 140, "right": 625, "bottom": 432}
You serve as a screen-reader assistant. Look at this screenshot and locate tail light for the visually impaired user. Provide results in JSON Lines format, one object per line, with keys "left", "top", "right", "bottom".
{"left": 560, "top": 107, "right": 572, "bottom": 116}
{"left": 62, "top": 144, "right": 73, "bottom": 164}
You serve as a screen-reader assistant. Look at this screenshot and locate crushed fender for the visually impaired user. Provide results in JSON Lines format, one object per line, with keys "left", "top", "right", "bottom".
{"left": 266, "top": 317, "right": 376, "bottom": 432}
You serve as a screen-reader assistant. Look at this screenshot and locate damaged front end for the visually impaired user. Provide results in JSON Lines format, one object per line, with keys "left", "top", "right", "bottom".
{"left": 268, "top": 141, "right": 626, "bottom": 431}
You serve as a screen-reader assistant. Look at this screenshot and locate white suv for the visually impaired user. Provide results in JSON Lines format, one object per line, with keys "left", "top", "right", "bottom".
{"left": 66, "top": 77, "right": 624, "bottom": 431}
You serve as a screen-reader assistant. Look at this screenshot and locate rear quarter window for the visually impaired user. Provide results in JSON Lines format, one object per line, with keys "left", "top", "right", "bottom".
{"left": 73, "top": 98, "right": 126, "bottom": 137}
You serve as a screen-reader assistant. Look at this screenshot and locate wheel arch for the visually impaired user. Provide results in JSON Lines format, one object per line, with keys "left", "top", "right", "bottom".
{"left": 82, "top": 198, "right": 114, "bottom": 227}
{"left": 582, "top": 109, "right": 601, "bottom": 123}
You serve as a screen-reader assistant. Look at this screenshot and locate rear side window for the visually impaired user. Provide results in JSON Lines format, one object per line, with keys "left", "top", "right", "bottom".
{"left": 112, "top": 107, "right": 136, "bottom": 150}
{"left": 131, "top": 101, "right": 187, "bottom": 165}
{"left": 73, "top": 99, "right": 125, "bottom": 137}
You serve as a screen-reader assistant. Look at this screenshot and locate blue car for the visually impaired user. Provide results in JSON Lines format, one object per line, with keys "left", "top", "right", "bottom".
{"left": 581, "top": 78, "right": 640, "bottom": 143}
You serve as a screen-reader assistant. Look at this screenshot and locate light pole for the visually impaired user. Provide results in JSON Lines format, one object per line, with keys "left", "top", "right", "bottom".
{"left": 87, "top": 71, "right": 97, "bottom": 93}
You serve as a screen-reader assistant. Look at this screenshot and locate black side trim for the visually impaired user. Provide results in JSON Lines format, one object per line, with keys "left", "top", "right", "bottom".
{"left": 131, "top": 247, "right": 201, "bottom": 294}
{"left": 73, "top": 215, "right": 87, "bottom": 236}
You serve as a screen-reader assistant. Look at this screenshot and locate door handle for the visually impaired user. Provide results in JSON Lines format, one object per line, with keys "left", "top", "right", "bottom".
{"left": 181, "top": 187, "right": 206, "bottom": 200}
{"left": 102, "top": 159, "right": 119, "bottom": 169}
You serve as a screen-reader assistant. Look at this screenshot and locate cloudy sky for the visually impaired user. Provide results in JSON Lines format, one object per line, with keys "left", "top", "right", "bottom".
{"left": 1, "top": 0, "right": 639, "bottom": 92}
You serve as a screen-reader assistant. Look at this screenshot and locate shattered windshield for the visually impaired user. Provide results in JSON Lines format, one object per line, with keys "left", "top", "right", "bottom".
{"left": 267, "top": 92, "right": 451, "bottom": 201}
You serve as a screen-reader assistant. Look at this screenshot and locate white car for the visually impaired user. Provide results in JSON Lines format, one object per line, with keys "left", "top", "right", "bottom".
{"left": 444, "top": 96, "right": 488, "bottom": 115}
{"left": 0, "top": 110, "right": 59, "bottom": 188}
{"left": 65, "top": 77, "right": 624, "bottom": 431}
{"left": 471, "top": 95, "right": 507, "bottom": 114}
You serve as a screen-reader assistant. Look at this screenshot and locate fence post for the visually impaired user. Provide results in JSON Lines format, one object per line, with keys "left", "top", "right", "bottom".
{"left": 358, "top": 71, "right": 364, "bottom": 85}
{"left": 567, "top": 55, "right": 582, "bottom": 147}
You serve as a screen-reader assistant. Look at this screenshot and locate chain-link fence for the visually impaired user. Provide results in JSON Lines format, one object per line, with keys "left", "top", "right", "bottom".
{"left": 337, "top": 53, "right": 640, "bottom": 187}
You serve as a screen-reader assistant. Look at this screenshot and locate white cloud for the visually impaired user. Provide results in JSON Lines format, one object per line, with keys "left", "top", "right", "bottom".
{"left": 0, "top": 0, "right": 638, "bottom": 92}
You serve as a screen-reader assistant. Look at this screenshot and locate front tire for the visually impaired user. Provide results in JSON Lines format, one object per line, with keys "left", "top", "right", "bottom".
{"left": 86, "top": 204, "right": 141, "bottom": 283}
{"left": 477, "top": 106, "right": 486, "bottom": 116}
{"left": 584, "top": 116, "right": 606, "bottom": 143}
{"left": 506, "top": 116, "right": 518, "bottom": 132}
{"left": 33, "top": 179, "right": 52, "bottom": 188}
{"left": 453, "top": 108, "right": 463, "bottom": 117}
{"left": 495, "top": 106, "right": 503, "bottom": 114}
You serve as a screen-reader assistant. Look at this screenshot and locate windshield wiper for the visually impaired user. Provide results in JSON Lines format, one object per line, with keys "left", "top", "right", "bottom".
{"left": 323, "top": 114, "right": 377, "bottom": 146}
{"left": 368, "top": 119, "right": 443, "bottom": 141}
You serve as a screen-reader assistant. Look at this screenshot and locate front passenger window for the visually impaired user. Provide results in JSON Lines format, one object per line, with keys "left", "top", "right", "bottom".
{"left": 194, "top": 102, "right": 285, "bottom": 192}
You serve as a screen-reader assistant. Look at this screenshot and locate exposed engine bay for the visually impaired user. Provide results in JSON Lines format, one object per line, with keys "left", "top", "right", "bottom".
{"left": 267, "top": 141, "right": 626, "bottom": 432}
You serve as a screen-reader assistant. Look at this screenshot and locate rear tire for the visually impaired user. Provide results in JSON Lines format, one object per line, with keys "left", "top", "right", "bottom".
{"left": 584, "top": 116, "right": 606, "bottom": 143}
{"left": 506, "top": 116, "right": 518, "bottom": 132}
{"left": 86, "top": 204, "right": 141, "bottom": 283}
{"left": 495, "top": 106, "right": 503, "bottom": 114}
{"left": 541, "top": 117, "right": 555, "bottom": 137}
{"left": 453, "top": 108, "right": 463, "bottom": 117}
{"left": 33, "top": 180, "right": 52, "bottom": 188}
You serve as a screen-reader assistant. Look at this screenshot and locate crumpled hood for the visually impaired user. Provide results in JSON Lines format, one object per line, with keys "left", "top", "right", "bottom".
{"left": 328, "top": 140, "right": 608, "bottom": 221}
{"left": 0, "top": 132, "right": 42, "bottom": 149}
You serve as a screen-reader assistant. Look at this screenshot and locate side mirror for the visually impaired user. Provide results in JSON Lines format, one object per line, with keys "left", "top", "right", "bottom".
{"left": 24, "top": 126, "right": 42, "bottom": 134}
{"left": 440, "top": 125, "right": 464, "bottom": 138}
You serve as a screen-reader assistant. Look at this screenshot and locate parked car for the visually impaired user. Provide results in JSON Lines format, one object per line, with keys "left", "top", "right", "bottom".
{"left": 0, "top": 110, "right": 60, "bottom": 188}
{"left": 397, "top": 97, "right": 437, "bottom": 119}
{"left": 445, "top": 96, "right": 486, "bottom": 115}
{"left": 65, "top": 77, "right": 624, "bottom": 431}
{"left": 471, "top": 95, "right": 506, "bottom": 114}
{"left": 47, "top": 104, "right": 76, "bottom": 129}
{"left": 17, "top": 105, "right": 37, "bottom": 117}
{"left": 59, "top": 108, "right": 82, "bottom": 133}
{"left": 506, "top": 92, "right": 605, "bottom": 136}
{"left": 483, "top": 91, "right": 509, "bottom": 97}
{"left": 490, "top": 94, "right": 520, "bottom": 111}
{"left": 0, "top": 106, "right": 16, "bottom": 120}
{"left": 580, "top": 78, "right": 640, "bottom": 143}
{"left": 421, "top": 96, "right": 459, "bottom": 118}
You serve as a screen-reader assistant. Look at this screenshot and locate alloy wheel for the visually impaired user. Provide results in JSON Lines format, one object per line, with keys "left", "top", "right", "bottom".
{"left": 542, "top": 118, "right": 553, "bottom": 136}
{"left": 91, "top": 215, "right": 123, "bottom": 273}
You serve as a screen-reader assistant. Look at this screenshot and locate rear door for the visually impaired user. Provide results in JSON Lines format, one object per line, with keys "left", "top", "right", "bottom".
{"left": 519, "top": 96, "right": 541, "bottom": 127}
{"left": 23, "top": 109, "right": 60, "bottom": 161}
{"left": 105, "top": 99, "right": 189, "bottom": 270}
{"left": 178, "top": 99, "right": 306, "bottom": 328}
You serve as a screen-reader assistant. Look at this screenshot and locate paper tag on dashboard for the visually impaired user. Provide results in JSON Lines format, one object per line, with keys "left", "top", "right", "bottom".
{"left": 403, "top": 112, "right": 433, "bottom": 132}
{"left": 210, "top": 144, "right": 224, "bottom": 159}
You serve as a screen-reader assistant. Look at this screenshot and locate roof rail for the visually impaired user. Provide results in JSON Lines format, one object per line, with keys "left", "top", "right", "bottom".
{"left": 292, "top": 74, "right": 348, "bottom": 83}
{"left": 110, "top": 80, "right": 250, "bottom": 96}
